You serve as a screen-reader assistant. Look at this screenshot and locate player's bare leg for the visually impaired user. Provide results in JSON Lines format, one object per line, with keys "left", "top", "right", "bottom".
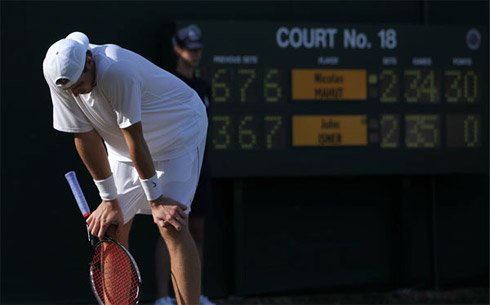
{"left": 158, "top": 216, "right": 201, "bottom": 305}
{"left": 104, "top": 219, "right": 134, "bottom": 305}
{"left": 106, "top": 218, "right": 134, "bottom": 248}
{"left": 154, "top": 236, "right": 172, "bottom": 299}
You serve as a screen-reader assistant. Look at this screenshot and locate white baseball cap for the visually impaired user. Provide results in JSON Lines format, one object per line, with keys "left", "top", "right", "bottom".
{"left": 43, "top": 32, "right": 90, "bottom": 89}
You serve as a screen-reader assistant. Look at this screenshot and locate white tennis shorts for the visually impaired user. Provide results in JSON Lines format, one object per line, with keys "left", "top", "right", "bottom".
{"left": 110, "top": 138, "right": 206, "bottom": 223}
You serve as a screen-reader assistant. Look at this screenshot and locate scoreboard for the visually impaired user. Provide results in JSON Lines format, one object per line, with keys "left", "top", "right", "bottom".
{"left": 180, "top": 22, "right": 489, "bottom": 177}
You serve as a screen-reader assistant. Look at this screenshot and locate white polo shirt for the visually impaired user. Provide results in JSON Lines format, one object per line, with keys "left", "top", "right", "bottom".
{"left": 46, "top": 43, "right": 207, "bottom": 161}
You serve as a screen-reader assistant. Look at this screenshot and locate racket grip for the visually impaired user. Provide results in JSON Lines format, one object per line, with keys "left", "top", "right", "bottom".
{"left": 65, "top": 171, "right": 91, "bottom": 218}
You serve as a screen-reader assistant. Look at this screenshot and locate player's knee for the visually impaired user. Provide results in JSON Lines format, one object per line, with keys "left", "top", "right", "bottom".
{"left": 158, "top": 227, "right": 192, "bottom": 252}
{"left": 107, "top": 226, "right": 130, "bottom": 248}
{"left": 159, "top": 222, "right": 190, "bottom": 242}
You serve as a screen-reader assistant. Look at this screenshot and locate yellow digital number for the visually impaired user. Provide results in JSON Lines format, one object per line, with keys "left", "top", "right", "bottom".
{"left": 463, "top": 71, "right": 478, "bottom": 103}
{"left": 379, "top": 70, "right": 398, "bottom": 103}
{"left": 380, "top": 115, "right": 399, "bottom": 148}
{"left": 445, "top": 70, "right": 462, "bottom": 103}
{"left": 237, "top": 69, "right": 257, "bottom": 103}
{"left": 405, "top": 115, "right": 440, "bottom": 148}
{"left": 404, "top": 70, "right": 421, "bottom": 103}
{"left": 464, "top": 115, "right": 479, "bottom": 147}
{"left": 264, "top": 69, "right": 283, "bottom": 103}
{"left": 420, "top": 70, "right": 438, "bottom": 102}
{"left": 212, "top": 68, "right": 231, "bottom": 103}
{"left": 264, "top": 116, "right": 284, "bottom": 149}
{"left": 238, "top": 115, "right": 258, "bottom": 150}
{"left": 404, "top": 70, "right": 439, "bottom": 103}
{"left": 212, "top": 116, "right": 232, "bottom": 149}
{"left": 444, "top": 70, "right": 478, "bottom": 103}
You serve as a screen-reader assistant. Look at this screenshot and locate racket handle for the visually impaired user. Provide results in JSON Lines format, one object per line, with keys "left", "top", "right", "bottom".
{"left": 65, "top": 171, "right": 91, "bottom": 218}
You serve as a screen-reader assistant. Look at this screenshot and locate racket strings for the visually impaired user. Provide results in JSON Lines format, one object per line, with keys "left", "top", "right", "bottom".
{"left": 91, "top": 242, "right": 139, "bottom": 305}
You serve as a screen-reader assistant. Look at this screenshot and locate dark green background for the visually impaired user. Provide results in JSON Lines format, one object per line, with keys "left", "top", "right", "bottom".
{"left": 1, "top": 1, "right": 488, "bottom": 304}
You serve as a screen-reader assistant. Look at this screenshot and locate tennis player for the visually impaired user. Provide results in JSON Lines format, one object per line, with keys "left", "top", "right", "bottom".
{"left": 43, "top": 32, "right": 206, "bottom": 305}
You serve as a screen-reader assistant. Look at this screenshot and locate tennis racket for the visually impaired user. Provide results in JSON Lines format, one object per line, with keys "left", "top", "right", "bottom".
{"left": 65, "top": 171, "right": 142, "bottom": 305}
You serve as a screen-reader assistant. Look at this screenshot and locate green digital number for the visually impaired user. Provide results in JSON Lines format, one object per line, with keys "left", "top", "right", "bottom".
{"left": 379, "top": 70, "right": 398, "bottom": 103}
{"left": 463, "top": 71, "right": 478, "bottom": 103}
{"left": 264, "top": 69, "right": 283, "bottom": 103}
{"left": 464, "top": 115, "right": 479, "bottom": 147}
{"left": 445, "top": 70, "right": 462, "bottom": 103}
{"left": 380, "top": 114, "right": 399, "bottom": 148}
{"left": 212, "top": 68, "right": 231, "bottom": 103}
{"left": 212, "top": 116, "right": 232, "bottom": 149}
{"left": 404, "top": 70, "right": 421, "bottom": 103}
{"left": 237, "top": 69, "right": 257, "bottom": 103}
{"left": 444, "top": 70, "right": 478, "bottom": 103}
{"left": 238, "top": 115, "right": 258, "bottom": 150}
{"left": 264, "top": 116, "right": 285, "bottom": 149}
{"left": 404, "top": 69, "right": 439, "bottom": 103}
{"left": 405, "top": 115, "right": 440, "bottom": 148}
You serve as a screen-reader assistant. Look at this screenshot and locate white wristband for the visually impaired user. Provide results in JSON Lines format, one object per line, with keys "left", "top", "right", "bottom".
{"left": 140, "top": 173, "right": 162, "bottom": 201}
{"left": 94, "top": 174, "right": 118, "bottom": 200}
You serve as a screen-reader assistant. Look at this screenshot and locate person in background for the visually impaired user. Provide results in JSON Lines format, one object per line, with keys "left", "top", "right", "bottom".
{"left": 154, "top": 24, "right": 215, "bottom": 305}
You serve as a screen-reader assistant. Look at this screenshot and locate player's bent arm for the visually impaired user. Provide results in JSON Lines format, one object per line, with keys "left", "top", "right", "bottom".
{"left": 121, "top": 122, "right": 187, "bottom": 229}
{"left": 74, "top": 130, "right": 123, "bottom": 238}
{"left": 120, "top": 121, "right": 187, "bottom": 205}
{"left": 120, "top": 122, "right": 166, "bottom": 204}
{"left": 120, "top": 121, "right": 156, "bottom": 179}
{"left": 74, "top": 130, "right": 112, "bottom": 180}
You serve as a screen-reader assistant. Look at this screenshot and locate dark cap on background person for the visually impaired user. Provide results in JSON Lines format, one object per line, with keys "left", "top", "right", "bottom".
{"left": 172, "top": 25, "right": 204, "bottom": 50}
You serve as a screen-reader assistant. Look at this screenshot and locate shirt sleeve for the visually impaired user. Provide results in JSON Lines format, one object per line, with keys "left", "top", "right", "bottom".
{"left": 98, "top": 61, "right": 142, "bottom": 129}
{"left": 48, "top": 82, "right": 93, "bottom": 133}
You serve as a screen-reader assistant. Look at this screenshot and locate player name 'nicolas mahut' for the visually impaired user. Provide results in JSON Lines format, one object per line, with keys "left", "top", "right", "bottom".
{"left": 314, "top": 72, "right": 344, "bottom": 99}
